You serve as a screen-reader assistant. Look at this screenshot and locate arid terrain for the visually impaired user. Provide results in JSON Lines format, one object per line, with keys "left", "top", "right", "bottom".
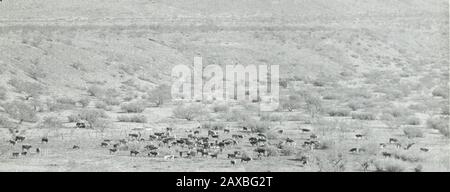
{"left": 0, "top": 0, "right": 449, "bottom": 172}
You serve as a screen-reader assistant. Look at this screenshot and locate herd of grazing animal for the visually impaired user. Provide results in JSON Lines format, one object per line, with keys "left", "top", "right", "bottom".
{"left": 8, "top": 136, "right": 49, "bottom": 158}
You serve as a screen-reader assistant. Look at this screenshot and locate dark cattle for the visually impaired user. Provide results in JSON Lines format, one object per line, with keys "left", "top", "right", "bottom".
{"left": 286, "top": 138, "right": 295, "bottom": 144}
{"left": 103, "top": 139, "right": 112, "bottom": 143}
{"left": 389, "top": 138, "right": 398, "bottom": 144}
{"left": 149, "top": 135, "right": 158, "bottom": 140}
{"left": 224, "top": 129, "right": 230, "bottom": 134}
{"left": 194, "top": 130, "right": 200, "bottom": 135}
{"left": 36, "top": 148, "right": 41, "bottom": 154}
{"left": 201, "top": 151, "right": 209, "bottom": 157}
{"left": 109, "top": 148, "right": 118, "bottom": 154}
{"left": 297, "top": 156, "right": 308, "bottom": 166}
{"left": 355, "top": 134, "right": 364, "bottom": 139}
{"left": 22, "top": 144, "right": 32, "bottom": 151}
{"left": 73, "top": 145, "right": 80, "bottom": 149}
{"left": 301, "top": 129, "right": 311, "bottom": 133}
{"left": 113, "top": 143, "right": 120, "bottom": 148}
{"left": 278, "top": 130, "right": 283, "bottom": 134}
{"left": 379, "top": 143, "right": 387, "bottom": 149}
{"left": 232, "top": 134, "right": 244, "bottom": 139}
{"left": 144, "top": 145, "right": 158, "bottom": 151}
{"left": 394, "top": 143, "right": 402, "bottom": 149}
{"left": 12, "top": 152, "right": 20, "bottom": 157}
{"left": 382, "top": 152, "right": 392, "bottom": 158}
{"left": 227, "top": 154, "right": 236, "bottom": 159}
{"left": 129, "top": 133, "right": 140, "bottom": 139}
{"left": 21, "top": 151, "right": 28, "bottom": 156}
{"left": 15, "top": 136, "right": 26, "bottom": 142}
{"left": 101, "top": 142, "right": 109, "bottom": 147}
{"left": 349, "top": 148, "right": 358, "bottom": 153}
{"left": 234, "top": 151, "right": 241, "bottom": 155}
{"left": 254, "top": 148, "right": 266, "bottom": 155}
{"left": 148, "top": 151, "right": 158, "bottom": 157}
{"left": 242, "top": 127, "right": 248, "bottom": 131}
{"left": 404, "top": 143, "right": 415, "bottom": 150}
{"left": 241, "top": 157, "right": 252, "bottom": 163}
{"left": 41, "top": 137, "right": 49, "bottom": 143}
{"left": 231, "top": 160, "right": 237, "bottom": 166}
{"left": 130, "top": 150, "right": 140, "bottom": 156}
{"left": 420, "top": 148, "right": 429, "bottom": 152}
{"left": 310, "top": 134, "right": 317, "bottom": 139}
{"left": 8, "top": 140, "right": 16, "bottom": 145}
{"left": 250, "top": 140, "right": 258, "bottom": 146}
{"left": 211, "top": 134, "right": 219, "bottom": 139}
{"left": 76, "top": 122, "right": 86, "bottom": 128}
{"left": 166, "top": 127, "right": 173, "bottom": 132}
{"left": 210, "top": 153, "right": 219, "bottom": 159}
{"left": 119, "top": 139, "right": 127, "bottom": 144}
{"left": 154, "top": 132, "right": 165, "bottom": 137}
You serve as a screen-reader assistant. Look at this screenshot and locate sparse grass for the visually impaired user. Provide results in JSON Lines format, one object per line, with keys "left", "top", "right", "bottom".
{"left": 78, "top": 97, "right": 90, "bottom": 108}
{"left": 374, "top": 159, "right": 407, "bottom": 172}
{"left": 0, "top": 115, "right": 15, "bottom": 128}
{"left": 95, "top": 101, "right": 112, "bottom": 111}
{"left": 432, "top": 86, "right": 448, "bottom": 98}
{"left": 405, "top": 116, "right": 421, "bottom": 125}
{"left": 241, "top": 119, "right": 270, "bottom": 133}
{"left": 201, "top": 121, "right": 226, "bottom": 130}
{"left": 38, "top": 116, "right": 64, "bottom": 129}
{"left": 260, "top": 113, "right": 283, "bottom": 122}
{"left": 117, "top": 115, "right": 147, "bottom": 123}
{"left": 2, "top": 100, "right": 38, "bottom": 123}
{"left": 211, "top": 103, "right": 230, "bottom": 113}
{"left": 56, "top": 97, "right": 77, "bottom": 105}
{"left": 403, "top": 126, "right": 424, "bottom": 138}
{"left": 0, "top": 86, "right": 7, "bottom": 100}
{"left": 327, "top": 108, "right": 351, "bottom": 117}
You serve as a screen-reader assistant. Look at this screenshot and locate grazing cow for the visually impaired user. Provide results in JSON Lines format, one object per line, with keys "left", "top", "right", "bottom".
{"left": 241, "top": 157, "right": 252, "bottom": 163}
{"left": 379, "top": 143, "right": 387, "bottom": 149}
{"left": 166, "top": 127, "right": 173, "bottom": 132}
{"left": 224, "top": 129, "right": 230, "bottom": 134}
{"left": 349, "top": 148, "right": 358, "bottom": 153}
{"left": 8, "top": 140, "right": 16, "bottom": 145}
{"left": 297, "top": 156, "right": 308, "bottom": 166}
{"left": 227, "top": 154, "right": 236, "bottom": 159}
{"left": 394, "top": 143, "right": 402, "bottom": 149}
{"left": 250, "top": 140, "right": 258, "bottom": 146}
{"left": 36, "top": 148, "right": 41, "bottom": 154}
{"left": 22, "top": 144, "right": 32, "bottom": 151}
{"left": 286, "top": 138, "right": 295, "bottom": 144}
{"left": 254, "top": 148, "right": 266, "bottom": 156}
{"left": 278, "top": 130, "right": 283, "bottom": 134}
{"left": 210, "top": 153, "right": 219, "bottom": 159}
{"left": 420, "top": 148, "right": 429, "bottom": 152}
{"left": 355, "top": 134, "right": 364, "bottom": 139}
{"left": 129, "top": 133, "right": 140, "bottom": 140}
{"left": 149, "top": 135, "right": 158, "bottom": 140}
{"left": 41, "top": 137, "right": 49, "bottom": 143}
{"left": 12, "top": 152, "right": 20, "bottom": 158}
{"left": 15, "top": 136, "right": 26, "bottom": 142}
{"left": 103, "top": 139, "right": 112, "bottom": 143}
{"left": 211, "top": 134, "right": 219, "bottom": 139}
{"left": 301, "top": 128, "right": 311, "bottom": 133}
{"left": 389, "top": 138, "right": 398, "bottom": 144}
{"left": 113, "top": 143, "right": 120, "bottom": 148}
{"left": 232, "top": 134, "right": 244, "bottom": 139}
{"left": 310, "top": 134, "right": 318, "bottom": 139}
{"left": 231, "top": 160, "right": 237, "bottom": 166}
{"left": 76, "top": 122, "right": 86, "bottom": 128}
{"left": 242, "top": 126, "right": 248, "bottom": 131}
{"left": 100, "top": 142, "right": 109, "bottom": 147}
{"left": 382, "top": 152, "right": 392, "bottom": 158}
{"left": 130, "top": 150, "right": 140, "bottom": 156}
{"left": 109, "top": 148, "right": 118, "bottom": 154}
{"left": 148, "top": 151, "right": 158, "bottom": 157}
{"left": 194, "top": 130, "right": 200, "bottom": 135}
{"left": 21, "top": 151, "right": 27, "bottom": 156}
{"left": 73, "top": 145, "right": 80, "bottom": 149}
{"left": 404, "top": 143, "right": 415, "bottom": 150}
{"left": 144, "top": 145, "right": 158, "bottom": 151}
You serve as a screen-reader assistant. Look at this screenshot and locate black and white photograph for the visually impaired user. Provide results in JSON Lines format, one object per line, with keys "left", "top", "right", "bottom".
{"left": 0, "top": 0, "right": 449, "bottom": 173}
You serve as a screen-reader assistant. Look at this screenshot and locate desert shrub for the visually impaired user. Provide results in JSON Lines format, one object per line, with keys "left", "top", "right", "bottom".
{"left": 0, "top": 116, "right": 15, "bottom": 128}
{"left": 121, "top": 101, "right": 146, "bottom": 113}
{"left": 0, "top": 86, "right": 7, "bottom": 100}
{"left": 322, "top": 93, "right": 340, "bottom": 100}
{"left": 266, "top": 131, "right": 279, "bottom": 140}
{"left": 173, "top": 104, "right": 205, "bottom": 121}
{"left": 391, "top": 150, "right": 423, "bottom": 163}
{"left": 78, "top": 97, "right": 90, "bottom": 108}
{"left": 265, "top": 146, "right": 280, "bottom": 157}
{"left": 38, "top": 116, "right": 64, "bottom": 129}
{"left": 383, "top": 107, "right": 411, "bottom": 118}
{"left": 281, "top": 95, "right": 301, "bottom": 112}
{"left": 314, "top": 139, "right": 334, "bottom": 150}
{"left": 8, "top": 78, "right": 44, "bottom": 99}
{"left": 46, "top": 99, "right": 73, "bottom": 112}
{"left": 379, "top": 113, "right": 395, "bottom": 121}
{"left": 405, "top": 116, "right": 421, "bottom": 125}
{"left": 87, "top": 85, "right": 106, "bottom": 97}
{"left": 374, "top": 159, "right": 407, "bottom": 172}
{"left": 432, "top": 86, "right": 448, "bottom": 98}
{"left": 304, "top": 93, "right": 323, "bottom": 119}
{"left": 241, "top": 119, "right": 270, "bottom": 133}
{"left": 279, "top": 79, "right": 288, "bottom": 88}
{"left": 211, "top": 103, "right": 230, "bottom": 113}
{"left": 95, "top": 101, "right": 112, "bottom": 111}
{"left": 312, "top": 80, "right": 325, "bottom": 87}
{"left": 403, "top": 127, "right": 424, "bottom": 138}
{"left": 427, "top": 116, "right": 449, "bottom": 137}
{"left": 103, "top": 96, "right": 121, "bottom": 106}
{"left": 221, "top": 109, "right": 251, "bottom": 122}
{"left": 69, "top": 109, "right": 108, "bottom": 129}
{"left": 280, "top": 146, "right": 296, "bottom": 156}
{"left": 56, "top": 97, "right": 77, "bottom": 105}
{"left": 2, "top": 101, "right": 38, "bottom": 123}
{"left": 327, "top": 108, "right": 351, "bottom": 117}
{"left": 351, "top": 112, "right": 376, "bottom": 120}
{"left": 201, "top": 122, "right": 226, "bottom": 130}
{"left": 347, "top": 100, "right": 365, "bottom": 111}
{"left": 117, "top": 115, "right": 147, "bottom": 123}
{"left": 147, "top": 84, "right": 171, "bottom": 107}
{"left": 67, "top": 114, "right": 80, "bottom": 123}
{"left": 260, "top": 113, "right": 283, "bottom": 122}
{"left": 441, "top": 106, "right": 450, "bottom": 116}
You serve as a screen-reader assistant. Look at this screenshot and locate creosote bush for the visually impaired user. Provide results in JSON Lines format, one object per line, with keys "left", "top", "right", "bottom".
{"left": 117, "top": 115, "right": 147, "bottom": 123}
{"left": 121, "top": 101, "right": 146, "bottom": 113}
{"left": 173, "top": 104, "right": 205, "bottom": 121}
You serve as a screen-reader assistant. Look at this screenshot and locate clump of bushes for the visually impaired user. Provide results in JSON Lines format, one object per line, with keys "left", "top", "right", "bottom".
{"left": 121, "top": 101, "right": 146, "bottom": 113}
{"left": 221, "top": 109, "right": 251, "bottom": 122}
{"left": 427, "top": 116, "right": 449, "bottom": 137}
{"left": 432, "top": 86, "right": 448, "bottom": 98}
{"left": 0, "top": 115, "right": 15, "bottom": 128}
{"left": 351, "top": 112, "right": 376, "bottom": 120}
{"left": 280, "top": 146, "right": 296, "bottom": 156}
{"left": 201, "top": 122, "right": 226, "bottom": 130}
{"left": 0, "top": 86, "right": 7, "bottom": 100}
{"left": 117, "top": 115, "right": 147, "bottom": 123}
{"left": 147, "top": 84, "right": 171, "bottom": 107}
{"left": 403, "top": 127, "right": 424, "bottom": 138}
{"left": 87, "top": 85, "right": 106, "bottom": 97}
{"left": 327, "top": 108, "right": 351, "bottom": 117}
{"left": 2, "top": 101, "right": 38, "bottom": 123}
{"left": 260, "top": 113, "right": 283, "bottom": 122}
{"left": 173, "top": 104, "right": 205, "bottom": 121}
{"left": 56, "top": 97, "right": 77, "bottom": 105}
{"left": 78, "top": 97, "right": 90, "bottom": 108}
{"left": 405, "top": 116, "right": 421, "bottom": 125}
{"left": 241, "top": 119, "right": 270, "bottom": 133}
{"left": 68, "top": 109, "right": 109, "bottom": 129}
{"left": 281, "top": 95, "right": 301, "bottom": 112}
{"left": 265, "top": 146, "right": 280, "bottom": 157}
{"left": 211, "top": 103, "right": 230, "bottom": 113}
{"left": 38, "top": 116, "right": 64, "bottom": 129}
{"left": 95, "top": 101, "right": 112, "bottom": 111}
